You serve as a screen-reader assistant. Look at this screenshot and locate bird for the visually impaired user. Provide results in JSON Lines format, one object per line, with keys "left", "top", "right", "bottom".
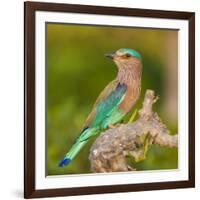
{"left": 59, "top": 48, "right": 143, "bottom": 167}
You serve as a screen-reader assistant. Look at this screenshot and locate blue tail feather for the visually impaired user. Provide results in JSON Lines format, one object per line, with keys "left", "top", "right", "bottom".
{"left": 59, "top": 128, "right": 98, "bottom": 167}
{"left": 59, "top": 157, "right": 71, "bottom": 167}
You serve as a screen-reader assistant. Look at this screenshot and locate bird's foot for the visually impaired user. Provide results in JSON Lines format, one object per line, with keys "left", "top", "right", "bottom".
{"left": 108, "top": 124, "right": 115, "bottom": 129}
{"left": 108, "top": 124, "right": 124, "bottom": 129}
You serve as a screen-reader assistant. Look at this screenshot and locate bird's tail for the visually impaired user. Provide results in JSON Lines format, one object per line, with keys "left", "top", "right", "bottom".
{"left": 59, "top": 127, "right": 98, "bottom": 167}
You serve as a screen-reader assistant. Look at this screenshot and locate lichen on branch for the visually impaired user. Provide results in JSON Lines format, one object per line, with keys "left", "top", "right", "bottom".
{"left": 89, "top": 89, "right": 178, "bottom": 173}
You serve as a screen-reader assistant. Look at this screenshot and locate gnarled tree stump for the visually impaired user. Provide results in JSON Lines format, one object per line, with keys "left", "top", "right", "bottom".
{"left": 89, "top": 90, "right": 177, "bottom": 173}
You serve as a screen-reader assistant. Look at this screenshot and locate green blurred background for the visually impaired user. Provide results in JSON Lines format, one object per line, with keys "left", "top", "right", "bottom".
{"left": 47, "top": 23, "right": 178, "bottom": 175}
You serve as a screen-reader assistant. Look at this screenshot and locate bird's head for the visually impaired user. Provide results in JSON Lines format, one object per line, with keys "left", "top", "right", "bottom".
{"left": 105, "top": 48, "right": 142, "bottom": 69}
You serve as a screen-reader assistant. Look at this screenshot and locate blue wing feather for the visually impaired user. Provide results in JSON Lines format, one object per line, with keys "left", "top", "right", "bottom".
{"left": 78, "top": 83, "right": 127, "bottom": 142}
{"left": 92, "top": 83, "right": 127, "bottom": 127}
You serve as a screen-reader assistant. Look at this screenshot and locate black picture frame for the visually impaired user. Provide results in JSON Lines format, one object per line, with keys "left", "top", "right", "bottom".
{"left": 24, "top": 1, "right": 195, "bottom": 198}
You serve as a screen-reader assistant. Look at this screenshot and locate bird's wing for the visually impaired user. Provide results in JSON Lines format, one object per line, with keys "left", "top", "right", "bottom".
{"left": 82, "top": 79, "right": 127, "bottom": 130}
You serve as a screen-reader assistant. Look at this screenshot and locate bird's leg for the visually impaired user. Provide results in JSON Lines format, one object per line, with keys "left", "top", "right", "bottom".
{"left": 108, "top": 123, "right": 124, "bottom": 129}
{"left": 108, "top": 124, "right": 116, "bottom": 129}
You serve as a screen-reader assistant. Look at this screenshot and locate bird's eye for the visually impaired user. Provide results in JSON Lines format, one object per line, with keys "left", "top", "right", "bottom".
{"left": 125, "top": 53, "right": 131, "bottom": 58}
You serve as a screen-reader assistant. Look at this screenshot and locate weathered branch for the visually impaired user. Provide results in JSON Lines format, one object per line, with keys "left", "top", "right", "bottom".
{"left": 89, "top": 89, "right": 178, "bottom": 173}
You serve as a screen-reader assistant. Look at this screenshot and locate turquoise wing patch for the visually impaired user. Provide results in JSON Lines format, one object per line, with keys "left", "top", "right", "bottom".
{"left": 92, "top": 83, "right": 127, "bottom": 127}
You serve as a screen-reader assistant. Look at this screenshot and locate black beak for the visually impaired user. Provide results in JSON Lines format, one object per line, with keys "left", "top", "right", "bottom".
{"left": 105, "top": 53, "right": 115, "bottom": 59}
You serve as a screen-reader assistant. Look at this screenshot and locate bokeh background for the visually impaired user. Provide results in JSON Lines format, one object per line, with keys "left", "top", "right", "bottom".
{"left": 47, "top": 23, "right": 178, "bottom": 175}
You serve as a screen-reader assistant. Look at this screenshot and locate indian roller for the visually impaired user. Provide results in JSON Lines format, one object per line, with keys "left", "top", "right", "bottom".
{"left": 59, "top": 48, "right": 143, "bottom": 167}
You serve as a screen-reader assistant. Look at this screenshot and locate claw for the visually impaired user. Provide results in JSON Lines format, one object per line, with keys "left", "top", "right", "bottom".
{"left": 108, "top": 124, "right": 124, "bottom": 129}
{"left": 108, "top": 124, "right": 116, "bottom": 129}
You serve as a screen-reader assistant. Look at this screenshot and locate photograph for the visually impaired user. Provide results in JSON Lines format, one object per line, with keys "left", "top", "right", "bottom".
{"left": 47, "top": 23, "right": 178, "bottom": 176}
{"left": 24, "top": 1, "right": 195, "bottom": 198}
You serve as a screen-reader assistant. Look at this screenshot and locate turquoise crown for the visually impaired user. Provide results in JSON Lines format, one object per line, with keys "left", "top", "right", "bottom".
{"left": 119, "top": 48, "right": 142, "bottom": 60}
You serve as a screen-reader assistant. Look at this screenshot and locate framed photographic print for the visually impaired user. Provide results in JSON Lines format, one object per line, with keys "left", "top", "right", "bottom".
{"left": 24, "top": 1, "right": 195, "bottom": 198}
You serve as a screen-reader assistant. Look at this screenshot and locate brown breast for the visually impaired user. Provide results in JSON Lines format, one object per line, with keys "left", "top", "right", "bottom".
{"left": 119, "top": 82, "right": 141, "bottom": 113}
